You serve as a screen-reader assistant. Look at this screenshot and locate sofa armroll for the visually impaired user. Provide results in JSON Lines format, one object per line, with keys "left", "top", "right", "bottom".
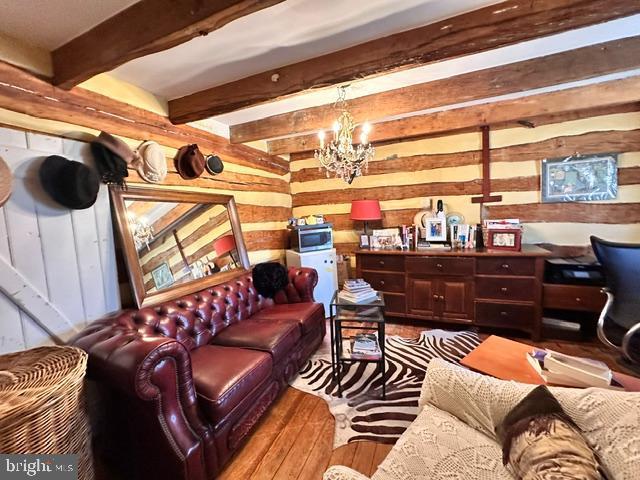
{"left": 71, "top": 325, "right": 214, "bottom": 479}
{"left": 273, "top": 266, "right": 318, "bottom": 304}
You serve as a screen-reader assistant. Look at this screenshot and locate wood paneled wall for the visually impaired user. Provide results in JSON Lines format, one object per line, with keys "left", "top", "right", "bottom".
{"left": 0, "top": 128, "right": 120, "bottom": 353}
{"left": 291, "top": 111, "right": 640, "bottom": 256}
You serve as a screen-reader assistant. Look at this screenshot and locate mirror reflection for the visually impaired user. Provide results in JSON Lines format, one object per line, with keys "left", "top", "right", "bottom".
{"left": 124, "top": 200, "right": 242, "bottom": 294}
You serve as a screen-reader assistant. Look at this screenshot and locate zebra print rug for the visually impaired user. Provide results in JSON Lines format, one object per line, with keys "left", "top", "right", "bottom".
{"left": 291, "top": 329, "right": 481, "bottom": 447}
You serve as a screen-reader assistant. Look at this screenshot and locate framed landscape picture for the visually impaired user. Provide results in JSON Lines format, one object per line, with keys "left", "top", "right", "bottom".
{"left": 151, "top": 262, "right": 175, "bottom": 290}
{"left": 541, "top": 153, "right": 618, "bottom": 203}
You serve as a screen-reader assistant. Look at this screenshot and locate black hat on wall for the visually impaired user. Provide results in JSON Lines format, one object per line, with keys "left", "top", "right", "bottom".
{"left": 205, "top": 155, "right": 224, "bottom": 175}
{"left": 39, "top": 155, "right": 100, "bottom": 210}
{"left": 90, "top": 142, "right": 129, "bottom": 187}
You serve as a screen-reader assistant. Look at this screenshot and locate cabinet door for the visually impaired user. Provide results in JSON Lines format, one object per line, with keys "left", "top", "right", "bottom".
{"left": 439, "top": 279, "right": 473, "bottom": 322}
{"left": 407, "top": 277, "right": 437, "bottom": 317}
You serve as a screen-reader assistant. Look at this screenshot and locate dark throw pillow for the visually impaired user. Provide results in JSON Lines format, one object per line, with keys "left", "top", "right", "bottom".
{"left": 496, "top": 385, "right": 609, "bottom": 480}
{"left": 252, "top": 262, "right": 288, "bottom": 299}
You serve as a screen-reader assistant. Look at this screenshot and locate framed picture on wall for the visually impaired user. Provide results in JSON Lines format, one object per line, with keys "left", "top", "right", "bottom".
{"left": 152, "top": 262, "right": 175, "bottom": 290}
{"left": 424, "top": 218, "right": 447, "bottom": 242}
{"left": 541, "top": 153, "right": 618, "bottom": 203}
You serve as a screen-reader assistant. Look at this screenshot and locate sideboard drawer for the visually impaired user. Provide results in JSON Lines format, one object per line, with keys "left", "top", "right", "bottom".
{"left": 476, "top": 277, "right": 536, "bottom": 301}
{"left": 384, "top": 293, "right": 407, "bottom": 314}
{"left": 475, "top": 302, "right": 536, "bottom": 329}
{"left": 476, "top": 257, "right": 536, "bottom": 276}
{"left": 361, "top": 271, "right": 405, "bottom": 293}
{"left": 543, "top": 284, "right": 606, "bottom": 312}
{"left": 359, "top": 254, "right": 404, "bottom": 272}
{"left": 406, "top": 257, "right": 474, "bottom": 276}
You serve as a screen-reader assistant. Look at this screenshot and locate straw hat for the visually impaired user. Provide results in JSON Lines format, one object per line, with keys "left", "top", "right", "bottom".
{"left": 0, "top": 156, "right": 12, "bottom": 207}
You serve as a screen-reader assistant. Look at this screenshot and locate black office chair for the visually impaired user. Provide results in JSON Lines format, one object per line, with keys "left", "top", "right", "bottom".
{"left": 590, "top": 236, "right": 640, "bottom": 371}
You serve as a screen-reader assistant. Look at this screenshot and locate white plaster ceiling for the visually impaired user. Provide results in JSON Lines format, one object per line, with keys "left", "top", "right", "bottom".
{"left": 0, "top": 0, "right": 138, "bottom": 49}
{"left": 212, "top": 15, "right": 640, "bottom": 131}
{"left": 111, "top": 0, "right": 502, "bottom": 99}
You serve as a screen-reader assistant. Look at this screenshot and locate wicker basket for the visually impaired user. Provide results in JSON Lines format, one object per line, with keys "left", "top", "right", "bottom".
{"left": 0, "top": 346, "right": 94, "bottom": 480}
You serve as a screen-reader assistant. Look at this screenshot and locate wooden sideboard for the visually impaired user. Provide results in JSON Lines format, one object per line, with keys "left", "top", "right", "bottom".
{"left": 355, "top": 246, "right": 550, "bottom": 340}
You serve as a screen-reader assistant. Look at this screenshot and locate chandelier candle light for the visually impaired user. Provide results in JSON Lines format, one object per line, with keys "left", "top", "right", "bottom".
{"left": 315, "top": 86, "right": 375, "bottom": 184}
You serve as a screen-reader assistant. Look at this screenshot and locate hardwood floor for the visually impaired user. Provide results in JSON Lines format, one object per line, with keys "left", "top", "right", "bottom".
{"left": 219, "top": 321, "right": 637, "bottom": 479}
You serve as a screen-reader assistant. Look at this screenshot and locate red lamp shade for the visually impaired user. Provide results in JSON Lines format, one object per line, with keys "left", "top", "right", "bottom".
{"left": 350, "top": 200, "right": 381, "bottom": 221}
{"left": 214, "top": 234, "right": 236, "bottom": 257}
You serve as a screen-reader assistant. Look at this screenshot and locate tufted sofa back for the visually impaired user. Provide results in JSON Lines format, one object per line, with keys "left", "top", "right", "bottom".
{"left": 87, "top": 267, "right": 317, "bottom": 352}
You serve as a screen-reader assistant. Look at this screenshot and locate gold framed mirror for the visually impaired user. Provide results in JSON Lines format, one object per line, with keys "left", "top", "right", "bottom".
{"left": 110, "top": 185, "right": 250, "bottom": 307}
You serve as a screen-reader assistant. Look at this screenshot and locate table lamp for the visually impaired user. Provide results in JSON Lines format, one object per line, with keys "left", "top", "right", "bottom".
{"left": 214, "top": 234, "right": 238, "bottom": 267}
{"left": 350, "top": 200, "right": 381, "bottom": 235}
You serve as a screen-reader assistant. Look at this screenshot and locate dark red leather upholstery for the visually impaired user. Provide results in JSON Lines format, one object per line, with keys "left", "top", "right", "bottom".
{"left": 70, "top": 267, "right": 324, "bottom": 480}
{"left": 252, "top": 302, "right": 325, "bottom": 335}
{"left": 211, "top": 319, "right": 301, "bottom": 362}
{"left": 191, "top": 345, "right": 272, "bottom": 424}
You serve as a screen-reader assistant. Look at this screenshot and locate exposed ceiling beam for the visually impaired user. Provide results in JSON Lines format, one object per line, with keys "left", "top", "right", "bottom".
{"left": 230, "top": 35, "right": 640, "bottom": 145}
{"left": 52, "top": 0, "right": 284, "bottom": 89}
{"left": 168, "top": 0, "right": 640, "bottom": 123}
{"left": 268, "top": 75, "right": 640, "bottom": 154}
{"left": 0, "top": 60, "right": 288, "bottom": 175}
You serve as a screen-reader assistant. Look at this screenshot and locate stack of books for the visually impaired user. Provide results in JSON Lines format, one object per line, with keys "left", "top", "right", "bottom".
{"left": 526, "top": 349, "right": 622, "bottom": 389}
{"left": 349, "top": 333, "right": 381, "bottom": 360}
{"left": 338, "top": 279, "right": 378, "bottom": 304}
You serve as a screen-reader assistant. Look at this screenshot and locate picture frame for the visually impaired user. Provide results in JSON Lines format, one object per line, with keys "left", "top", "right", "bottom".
{"left": 487, "top": 228, "right": 522, "bottom": 252}
{"left": 359, "top": 234, "right": 370, "bottom": 248}
{"left": 541, "top": 153, "right": 618, "bottom": 203}
{"left": 424, "top": 218, "right": 447, "bottom": 242}
{"left": 151, "top": 262, "right": 175, "bottom": 290}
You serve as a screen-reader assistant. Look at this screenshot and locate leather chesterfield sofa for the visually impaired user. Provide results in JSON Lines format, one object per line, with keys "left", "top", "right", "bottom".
{"left": 71, "top": 267, "right": 325, "bottom": 480}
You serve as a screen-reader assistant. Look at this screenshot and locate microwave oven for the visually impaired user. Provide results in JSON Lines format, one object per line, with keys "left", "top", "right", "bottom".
{"left": 289, "top": 223, "right": 333, "bottom": 252}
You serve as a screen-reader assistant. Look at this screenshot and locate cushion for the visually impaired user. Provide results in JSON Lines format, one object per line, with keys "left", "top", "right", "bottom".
{"left": 251, "top": 302, "right": 325, "bottom": 335}
{"left": 190, "top": 344, "right": 272, "bottom": 424}
{"left": 371, "top": 404, "right": 511, "bottom": 480}
{"left": 421, "top": 358, "right": 640, "bottom": 480}
{"left": 211, "top": 319, "right": 300, "bottom": 363}
{"left": 498, "top": 385, "right": 605, "bottom": 479}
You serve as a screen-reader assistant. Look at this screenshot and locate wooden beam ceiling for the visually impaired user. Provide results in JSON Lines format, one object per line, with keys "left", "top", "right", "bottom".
{"left": 230, "top": 35, "right": 640, "bottom": 146}
{"left": 168, "top": 0, "right": 640, "bottom": 123}
{"left": 268, "top": 76, "right": 640, "bottom": 154}
{"left": 0, "top": 60, "right": 288, "bottom": 175}
{"left": 52, "top": 0, "right": 284, "bottom": 89}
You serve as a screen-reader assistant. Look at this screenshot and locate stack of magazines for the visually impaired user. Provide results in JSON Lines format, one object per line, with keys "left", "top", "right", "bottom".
{"left": 338, "top": 279, "right": 378, "bottom": 304}
{"left": 349, "top": 333, "right": 381, "bottom": 360}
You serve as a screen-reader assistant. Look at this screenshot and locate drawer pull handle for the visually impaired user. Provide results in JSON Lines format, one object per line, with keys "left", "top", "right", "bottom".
{"left": 439, "top": 295, "right": 444, "bottom": 301}
{"left": 436, "top": 263, "right": 443, "bottom": 269}
{"left": 379, "top": 260, "right": 385, "bottom": 266}
{"left": 501, "top": 287, "right": 508, "bottom": 293}
{"left": 576, "top": 297, "right": 582, "bottom": 302}
{"left": 379, "top": 280, "right": 385, "bottom": 286}
{"left": 433, "top": 294, "right": 439, "bottom": 300}
{"left": 500, "top": 311, "right": 508, "bottom": 317}
{"left": 501, "top": 264, "right": 510, "bottom": 269}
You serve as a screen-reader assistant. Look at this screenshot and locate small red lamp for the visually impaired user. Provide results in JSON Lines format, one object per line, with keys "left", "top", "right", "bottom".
{"left": 214, "top": 234, "right": 238, "bottom": 266}
{"left": 350, "top": 200, "right": 381, "bottom": 235}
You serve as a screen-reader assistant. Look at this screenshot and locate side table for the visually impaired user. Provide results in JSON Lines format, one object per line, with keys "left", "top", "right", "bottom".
{"left": 330, "top": 290, "right": 386, "bottom": 399}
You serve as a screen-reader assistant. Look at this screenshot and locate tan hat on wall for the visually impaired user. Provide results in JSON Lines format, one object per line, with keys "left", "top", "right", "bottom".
{"left": 136, "top": 141, "right": 167, "bottom": 184}
{"left": 0, "top": 156, "right": 12, "bottom": 207}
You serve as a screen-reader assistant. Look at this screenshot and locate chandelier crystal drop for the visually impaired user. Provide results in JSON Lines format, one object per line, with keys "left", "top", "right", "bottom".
{"left": 314, "top": 86, "right": 375, "bottom": 184}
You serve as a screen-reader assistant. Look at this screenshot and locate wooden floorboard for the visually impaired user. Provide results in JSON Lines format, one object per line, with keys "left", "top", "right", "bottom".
{"left": 218, "top": 321, "right": 638, "bottom": 479}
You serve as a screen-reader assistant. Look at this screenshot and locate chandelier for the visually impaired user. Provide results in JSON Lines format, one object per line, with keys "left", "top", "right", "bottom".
{"left": 128, "top": 213, "right": 154, "bottom": 251}
{"left": 314, "top": 86, "right": 375, "bottom": 184}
